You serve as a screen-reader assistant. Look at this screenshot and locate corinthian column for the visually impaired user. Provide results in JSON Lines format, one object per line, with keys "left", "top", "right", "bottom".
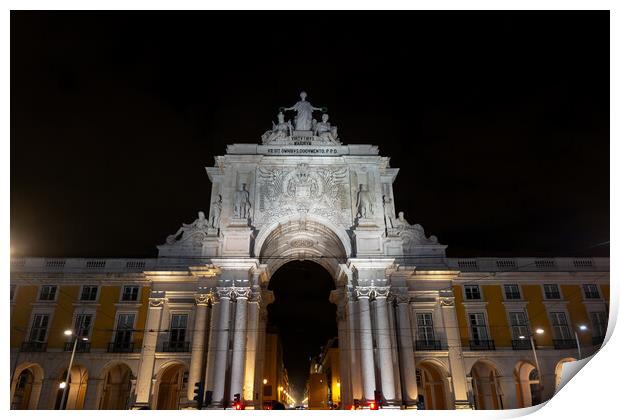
{"left": 243, "top": 291, "right": 261, "bottom": 404}
{"left": 135, "top": 294, "right": 166, "bottom": 406}
{"left": 212, "top": 288, "right": 232, "bottom": 407}
{"left": 229, "top": 287, "right": 250, "bottom": 400}
{"left": 356, "top": 287, "right": 376, "bottom": 401}
{"left": 395, "top": 295, "right": 418, "bottom": 407}
{"left": 374, "top": 286, "right": 395, "bottom": 403}
{"left": 186, "top": 293, "right": 211, "bottom": 402}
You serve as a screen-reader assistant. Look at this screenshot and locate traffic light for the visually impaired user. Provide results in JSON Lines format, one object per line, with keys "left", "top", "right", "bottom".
{"left": 193, "top": 382, "right": 204, "bottom": 408}
{"left": 368, "top": 400, "right": 379, "bottom": 410}
{"left": 233, "top": 393, "right": 244, "bottom": 410}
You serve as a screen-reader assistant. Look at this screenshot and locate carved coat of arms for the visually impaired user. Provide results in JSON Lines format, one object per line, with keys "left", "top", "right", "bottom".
{"left": 256, "top": 164, "right": 350, "bottom": 226}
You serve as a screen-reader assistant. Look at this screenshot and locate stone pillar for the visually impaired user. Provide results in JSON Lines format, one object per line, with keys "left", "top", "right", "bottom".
{"left": 347, "top": 293, "right": 363, "bottom": 400}
{"left": 211, "top": 287, "right": 232, "bottom": 407}
{"left": 243, "top": 290, "right": 261, "bottom": 405}
{"left": 37, "top": 378, "right": 56, "bottom": 409}
{"left": 135, "top": 293, "right": 166, "bottom": 405}
{"left": 374, "top": 286, "right": 396, "bottom": 403}
{"left": 83, "top": 378, "right": 103, "bottom": 409}
{"left": 356, "top": 287, "right": 376, "bottom": 401}
{"left": 498, "top": 376, "right": 518, "bottom": 409}
{"left": 229, "top": 287, "right": 250, "bottom": 400}
{"left": 204, "top": 299, "right": 220, "bottom": 395}
{"left": 395, "top": 296, "right": 418, "bottom": 407}
{"left": 439, "top": 292, "right": 471, "bottom": 409}
{"left": 186, "top": 293, "right": 211, "bottom": 402}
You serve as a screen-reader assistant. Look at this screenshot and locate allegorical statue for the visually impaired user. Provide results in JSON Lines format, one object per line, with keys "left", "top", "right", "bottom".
{"left": 314, "top": 113, "right": 338, "bottom": 142}
{"left": 166, "top": 211, "right": 209, "bottom": 244}
{"left": 356, "top": 184, "right": 374, "bottom": 219}
{"left": 394, "top": 211, "right": 439, "bottom": 244}
{"left": 283, "top": 91, "right": 325, "bottom": 131}
{"left": 234, "top": 183, "right": 251, "bottom": 219}
{"left": 210, "top": 194, "right": 222, "bottom": 229}
{"left": 261, "top": 112, "right": 293, "bottom": 143}
{"left": 383, "top": 194, "right": 395, "bottom": 229}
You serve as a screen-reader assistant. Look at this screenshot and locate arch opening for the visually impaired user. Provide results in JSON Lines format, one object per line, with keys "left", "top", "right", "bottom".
{"left": 266, "top": 260, "right": 338, "bottom": 409}
{"left": 11, "top": 363, "right": 44, "bottom": 410}
{"left": 155, "top": 363, "right": 186, "bottom": 410}
{"left": 98, "top": 363, "right": 133, "bottom": 409}
{"left": 416, "top": 361, "right": 450, "bottom": 409}
{"left": 54, "top": 365, "right": 89, "bottom": 410}
{"left": 470, "top": 361, "right": 502, "bottom": 410}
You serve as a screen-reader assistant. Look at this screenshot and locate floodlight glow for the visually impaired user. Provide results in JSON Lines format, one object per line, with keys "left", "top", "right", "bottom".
{"left": 579, "top": 325, "right": 587, "bottom": 331}
{"left": 64, "top": 330, "right": 73, "bottom": 336}
{"left": 59, "top": 382, "right": 67, "bottom": 389}
{"left": 535, "top": 328, "right": 544, "bottom": 335}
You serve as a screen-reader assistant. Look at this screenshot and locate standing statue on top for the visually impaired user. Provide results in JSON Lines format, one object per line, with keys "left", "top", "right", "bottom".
{"left": 234, "top": 183, "right": 252, "bottom": 219}
{"left": 283, "top": 91, "right": 325, "bottom": 131}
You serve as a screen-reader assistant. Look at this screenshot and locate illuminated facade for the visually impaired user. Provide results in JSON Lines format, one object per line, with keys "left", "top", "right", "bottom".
{"left": 10, "top": 94, "right": 610, "bottom": 410}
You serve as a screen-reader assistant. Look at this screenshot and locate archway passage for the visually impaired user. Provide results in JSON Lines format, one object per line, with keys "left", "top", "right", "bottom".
{"left": 155, "top": 363, "right": 186, "bottom": 410}
{"left": 54, "top": 365, "right": 88, "bottom": 410}
{"left": 267, "top": 260, "right": 337, "bottom": 405}
{"left": 471, "top": 361, "right": 502, "bottom": 410}
{"left": 515, "top": 361, "right": 541, "bottom": 408}
{"left": 99, "top": 363, "right": 132, "bottom": 409}
{"left": 416, "top": 362, "right": 449, "bottom": 409}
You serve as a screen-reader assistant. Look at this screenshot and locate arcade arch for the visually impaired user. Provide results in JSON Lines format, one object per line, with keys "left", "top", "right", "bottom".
{"left": 470, "top": 360, "right": 503, "bottom": 410}
{"left": 98, "top": 363, "right": 133, "bottom": 409}
{"left": 54, "top": 364, "right": 89, "bottom": 410}
{"left": 554, "top": 357, "right": 577, "bottom": 393}
{"left": 154, "top": 362, "right": 187, "bottom": 410}
{"left": 514, "top": 361, "right": 541, "bottom": 408}
{"left": 11, "top": 363, "right": 44, "bottom": 410}
{"left": 416, "top": 360, "right": 451, "bottom": 409}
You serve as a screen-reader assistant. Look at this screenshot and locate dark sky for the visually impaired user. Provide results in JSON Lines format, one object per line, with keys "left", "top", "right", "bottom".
{"left": 11, "top": 10, "right": 609, "bottom": 398}
{"left": 11, "top": 11, "right": 609, "bottom": 259}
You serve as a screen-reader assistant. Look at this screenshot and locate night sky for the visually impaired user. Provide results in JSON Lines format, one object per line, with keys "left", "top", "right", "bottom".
{"left": 11, "top": 11, "right": 609, "bottom": 396}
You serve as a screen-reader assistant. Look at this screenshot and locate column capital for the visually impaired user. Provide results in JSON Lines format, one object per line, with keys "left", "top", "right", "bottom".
{"left": 374, "top": 286, "right": 391, "bottom": 299}
{"left": 195, "top": 292, "right": 213, "bottom": 306}
{"left": 355, "top": 286, "right": 374, "bottom": 299}
{"left": 394, "top": 294, "right": 410, "bottom": 305}
{"left": 354, "top": 285, "right": 391, "bottom": 300}
{"left": 149, "top": 297, "right": 167, "bottom": 308}
{"left": 215, "top": 287, "right": 234, "bottom": 301}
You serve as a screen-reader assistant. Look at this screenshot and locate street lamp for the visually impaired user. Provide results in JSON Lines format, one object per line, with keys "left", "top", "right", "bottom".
{"left": 575, "top": 325, "right": 588, "bottom": 359}
{"left": 59, "top": 330, "right": 88, "bottom": 410}
{"left": 518, "top": 328, "right": 545, "bottom": 389}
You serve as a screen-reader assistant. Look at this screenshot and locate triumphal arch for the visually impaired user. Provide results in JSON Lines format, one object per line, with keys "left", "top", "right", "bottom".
{"left": 156, "top": 92, "right": 452, "bottom": 409}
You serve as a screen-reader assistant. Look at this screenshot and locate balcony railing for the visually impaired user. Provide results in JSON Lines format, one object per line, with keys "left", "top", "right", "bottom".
{"left": 20, "top": 341, "right": 47, "bottom": 352}
{"left": 161, "top": 341, "right": 191, "bottom": 352}
{"left": 512, "top": 339, "right": 533, "bottom": 350}
{"left": 592, "top": 336, "right": 605, "bottom": 346}
{"left": 415, "top": 340, "right": 443, "bottom": 351}
{"left": 107, "top": 342, "right": 136, "bottom": 353}
{"left": 469, "top": 340, "right": 495, "bottom": 351}
{"left": 553, "top": 339, "right": 577, "bottom": 349}
{"left": 63, "top": 341, "right": 91, "bottom": 353}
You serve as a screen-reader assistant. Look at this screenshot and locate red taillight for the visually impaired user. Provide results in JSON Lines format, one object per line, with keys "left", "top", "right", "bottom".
{"left": 234, "top": 403, "right": 243, "bottom": 410}
{"left": 368, "top": 401, "right": 378, "bottom": 410}
{"left": 348, "top": 405, "right": 355, "bottom": 410}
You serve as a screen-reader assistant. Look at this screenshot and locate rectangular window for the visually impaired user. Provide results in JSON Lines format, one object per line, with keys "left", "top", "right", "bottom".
{"left": 74, "top": 314, "right": 93, "bottom": 338}
{"left": 590, "top": 312, "right": 607, "bottom": 339}
{"left": 121, "top": 285, "right": 140, "bottom": 302}
{"left": 543, "top": 284, "right": 561, "bottom": 300}
{"left": 583, "top": 284, "right": 600, "bottom": 299}
{"left": 504, "top": 284, "right": 521, "bottom": 300}
{"left": 469, "top": 313, "right": 488, "bottom": 341}
{"left": 416, "top": 313, "right": 435, "bottom": 342}
{"left": 169, "top": 314, "right": 188, "bottom": 345}
{"left": 80, "top": 285, "right": 98, "bottom": 301}
{"left": 29, "top": 314, "right": 50, "bottom": 342}
{"left": 39, "top": 285, "right": 57, "bottom": 301}
{"left": 509, "top": 312, "right": 529, "bottom": 339}
{"left": 464, "top": 285, "right": 481, "bottom": 300}
{"left": 114, "top": 313, "right": 135, "bottom": 346}
{"left": 550, "top": 312, "right": 572, "bottom": 340}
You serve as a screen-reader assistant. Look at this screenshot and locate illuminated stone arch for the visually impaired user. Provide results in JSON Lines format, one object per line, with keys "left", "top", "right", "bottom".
{"left": 98, "top": 362, "right": 134, "bottom": 409}
{"left": 53, "top": 363, "right": 89, "bottom": 410}
{"left": 415, "top": 358, "right": 452, "bottom": 409}
{"left": 10, "top": 362, "right": 44, "bottom": 410}
{"left": 255, "top": 214, "right": 351, "bottom": 280}
{"left": 470, "top": 359, "right": 503, "bottom": 410}
{"left": 514, "top": 360, "right": 541, "bottom": 408}
{"left": 153, "top": 361, "right": 188, "bottom": 410}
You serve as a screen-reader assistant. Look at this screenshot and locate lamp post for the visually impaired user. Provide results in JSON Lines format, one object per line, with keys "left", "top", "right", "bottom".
{"left": 519, "top": 328, "right": 545, "bottom": 389}
{"left": 59, "top": 330, "right": 88, "bottom": 410}
{"left": 575, "top": 325, "right": 587, "bottom": 359}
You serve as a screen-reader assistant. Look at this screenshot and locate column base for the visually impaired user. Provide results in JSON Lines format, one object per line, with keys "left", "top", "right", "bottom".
{"left": 454, "top": 400, "right": 474, "bottom": 410}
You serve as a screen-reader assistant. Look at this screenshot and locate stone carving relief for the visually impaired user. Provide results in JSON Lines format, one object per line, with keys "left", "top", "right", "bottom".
{"left": 210, "top": 195, "right": 222, "bottom": 229}
{"left": 356, "top": 183, "right": 374, "bottom": 219}
{"left": 390, "top": 211, "right": 439, "bottom": 252}
{"left": 166, "top": 211, "right": 209, "bottom": 244}
{"left": 233, "top": 184, "right": 252, "bottom": 220}
{"left": 289, "top": 238, "right": 315, "bottom": 248}
{"left": 256, "top": 164, "right": 350, "bottom": 226}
